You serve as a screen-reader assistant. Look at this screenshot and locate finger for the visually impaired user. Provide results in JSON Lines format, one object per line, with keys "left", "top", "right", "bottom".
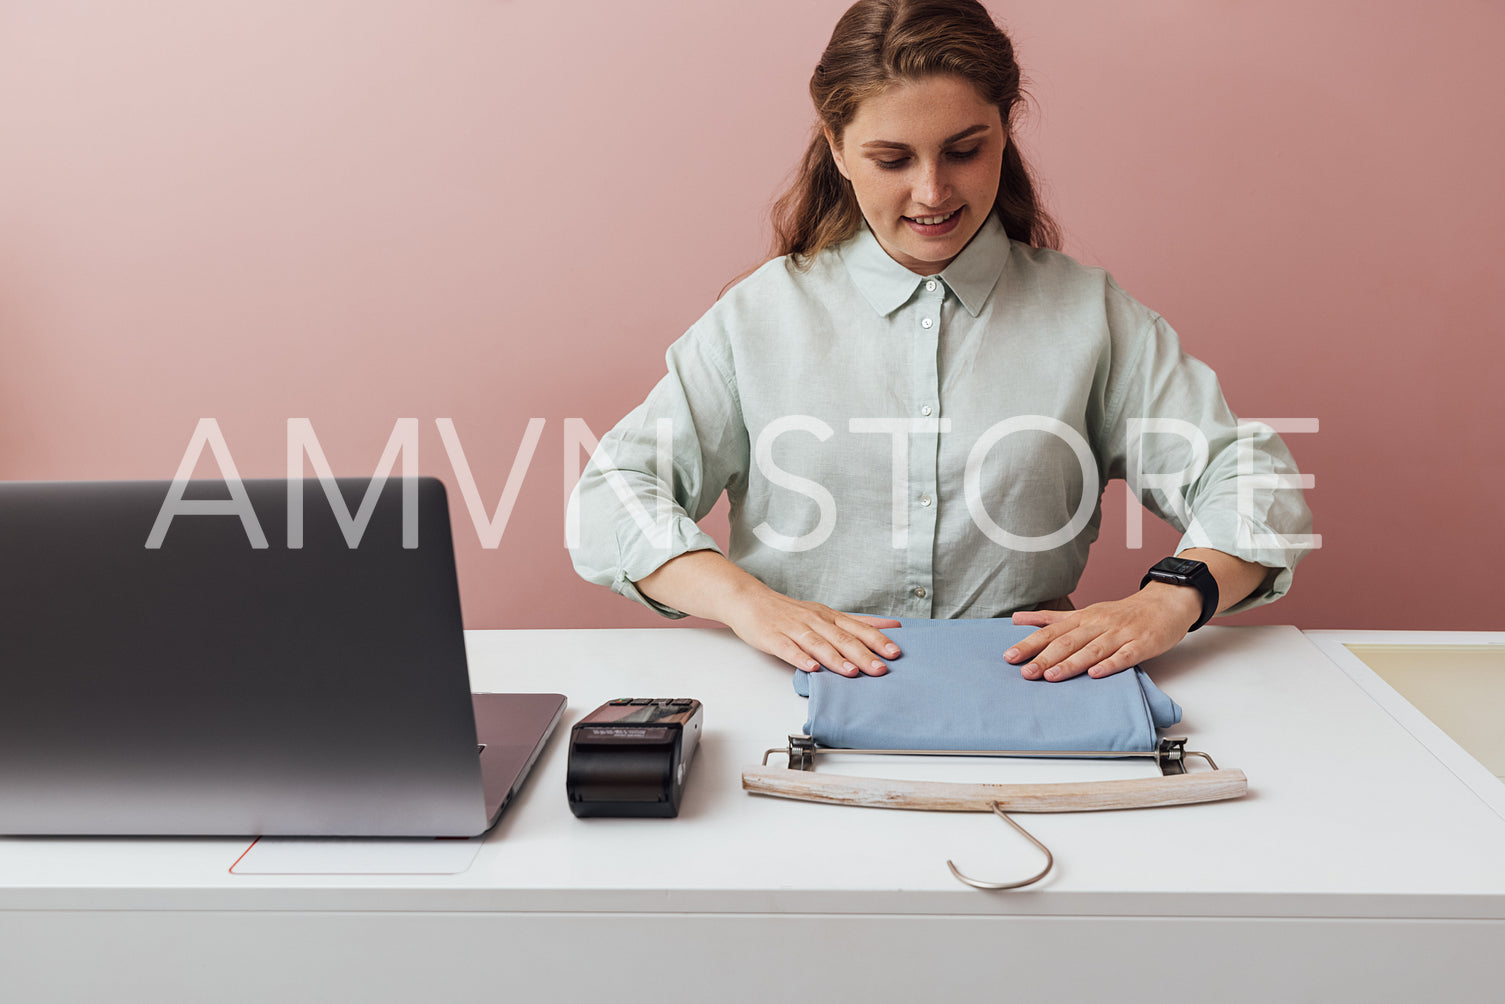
{"left": 1038, "top": 633, "right": 1132, "bottom": 682}
{"left": 793, "top": 630, "right": 860, "bottom": 677}
{"left": 1019, "top": 626, "right": 1102, "bottom": 680}
{"left": 793, "top": 625, "right": 889, "bottom": 677}
{"left": 837, "top": 616, "right": 902, "bottom": 660}
{"left": 822, "top": 623, "right": 893, "bottom": 676}
{"left": 1004, "top": 617, "right": 1075, "bottom": 665}
{"left": 1010, "top": 609, "right": 1068, "bottom": 628}
{"left": 851, "top": 614, "right": 902, "bottom": 629}
{"left": 1017, "top": 632, "right": 1071, "bottom": 676}
{"left": 771, "top": 636, "right": 823, "bottom": 674}
{"left": 1084, "top": 650, "right": 1139, "bottom": 678}
{"left": 1078, "top": 636, "right": 1151, "bottom": 679}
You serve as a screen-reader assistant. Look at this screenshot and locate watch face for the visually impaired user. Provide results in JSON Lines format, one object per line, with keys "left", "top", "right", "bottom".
{"left": 1157, "top": 557, "right": 1203, "bottom": 577}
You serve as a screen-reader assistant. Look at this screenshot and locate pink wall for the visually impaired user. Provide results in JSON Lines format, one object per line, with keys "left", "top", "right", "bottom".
{"left": 2, "top": 1, "right": 1501, "bottom": 631}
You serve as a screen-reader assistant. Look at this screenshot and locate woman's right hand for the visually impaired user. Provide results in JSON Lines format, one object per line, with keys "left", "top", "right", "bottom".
{"left": 635, "top": 550, "right": 900, "bottom": 676}
{"left": 722, "top": 592, "right": 901, "bottom": 677}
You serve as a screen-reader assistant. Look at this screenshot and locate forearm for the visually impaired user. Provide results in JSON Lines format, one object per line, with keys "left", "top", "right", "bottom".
{"left": 635, "top": 549, "right": 772, "bottom": 626}
{"left": 1175, "top": 547, "right": 1269, "bottom": 618}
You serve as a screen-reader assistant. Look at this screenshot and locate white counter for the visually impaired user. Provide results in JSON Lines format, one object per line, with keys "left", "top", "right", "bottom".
{"left": 3, "top": 625, "right": 1503, "bottom": 1002}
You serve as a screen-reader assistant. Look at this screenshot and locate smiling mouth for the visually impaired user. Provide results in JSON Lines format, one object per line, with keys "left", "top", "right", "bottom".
{"left": 904, "top": 209, "right": 961, "bottom": 226}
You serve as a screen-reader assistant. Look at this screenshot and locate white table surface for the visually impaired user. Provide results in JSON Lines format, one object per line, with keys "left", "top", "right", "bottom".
{"left": 4, "top": 625, "right": 1505, "bottom": 1002}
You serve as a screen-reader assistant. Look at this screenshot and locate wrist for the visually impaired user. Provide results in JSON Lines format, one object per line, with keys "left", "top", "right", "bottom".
{"left": 1140, "top": 556, "right": 1220, "bottom": 631}
{"left": 1140, "top": 580, "right": 1203, "bottom": 632}
{"left": 704, "top": 562, "right": 776, "bottom": 625}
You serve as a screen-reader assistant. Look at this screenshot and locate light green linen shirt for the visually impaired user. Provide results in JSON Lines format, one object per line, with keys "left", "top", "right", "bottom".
{"left": 568, "top": 213, "right": 1313, "bottom": 620}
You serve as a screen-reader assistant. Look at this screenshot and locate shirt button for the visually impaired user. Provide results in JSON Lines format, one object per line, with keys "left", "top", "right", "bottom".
{"left": 921, "top": 405, "right": 933, "bottom": 417}
{"left": 922, "top": 318, "right": 933, "bottom": 329}
{"left": 919, "top": 494, "right": 932, "bottom": 507}
{"left": 913, "top": 586, "right": 927, "bottom": 599}
{"left": 925, "top": 280, "right": 937, "bottom": 292}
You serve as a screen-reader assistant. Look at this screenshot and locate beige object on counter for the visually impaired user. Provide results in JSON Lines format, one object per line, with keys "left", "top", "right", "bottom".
{"left": 1345, "top": 644, "right": 1505, "bottom": 780}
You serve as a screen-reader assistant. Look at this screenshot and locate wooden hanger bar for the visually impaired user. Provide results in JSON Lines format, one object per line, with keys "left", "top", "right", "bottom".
{"left": 741, "top": 765, "right": 1247, "bottom": 812}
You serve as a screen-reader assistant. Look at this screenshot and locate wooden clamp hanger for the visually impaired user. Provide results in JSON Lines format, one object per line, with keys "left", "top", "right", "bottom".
{"left": 742, "top": 735, "right": 1248, "bottom": 889}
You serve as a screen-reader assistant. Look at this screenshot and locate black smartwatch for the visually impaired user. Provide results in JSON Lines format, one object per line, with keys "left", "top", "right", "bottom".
{"left": 1140, "top": 557, "right": 1219, "bottom": 632}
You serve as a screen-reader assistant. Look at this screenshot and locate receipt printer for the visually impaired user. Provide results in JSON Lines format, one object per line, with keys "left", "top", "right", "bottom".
{"left": 566, "top": 699, "right": 703, "bottom": 818}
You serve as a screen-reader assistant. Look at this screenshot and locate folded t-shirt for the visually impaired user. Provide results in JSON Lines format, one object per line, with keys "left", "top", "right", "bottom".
{"left": 793, "top": 618, "right": 1181, "bottom": 752}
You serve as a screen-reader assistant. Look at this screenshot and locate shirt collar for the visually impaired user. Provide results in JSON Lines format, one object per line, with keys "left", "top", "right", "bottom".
{"left": 838, "top": 212, "right": 1011, "bottom": 318}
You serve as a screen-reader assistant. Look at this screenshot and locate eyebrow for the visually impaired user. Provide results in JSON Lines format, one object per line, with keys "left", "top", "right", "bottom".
{"left": 860, "top": 124, "right": 990, "bottom": 151}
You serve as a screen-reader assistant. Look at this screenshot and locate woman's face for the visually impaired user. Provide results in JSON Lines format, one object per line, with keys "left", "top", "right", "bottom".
{"left": 827, "top": 75, "right": 1005, "bottom": 275}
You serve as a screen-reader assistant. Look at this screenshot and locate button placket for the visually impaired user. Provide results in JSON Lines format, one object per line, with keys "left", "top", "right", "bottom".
{"left": 903, "top": 278, "right": 944, "bottom": 618}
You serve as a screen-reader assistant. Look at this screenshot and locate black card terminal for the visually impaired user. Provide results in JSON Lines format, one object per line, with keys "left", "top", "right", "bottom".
{"left": 566, "top": 699, "right": 704, "bottom": 818}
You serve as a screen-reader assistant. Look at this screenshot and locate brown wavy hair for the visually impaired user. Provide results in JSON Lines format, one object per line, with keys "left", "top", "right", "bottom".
{"left": 770, "top": 0, "right": 1061, "bottom": 266}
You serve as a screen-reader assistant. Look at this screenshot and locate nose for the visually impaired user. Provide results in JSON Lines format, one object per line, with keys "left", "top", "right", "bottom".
{"left": 913, "top": 159, "right": 950, "bottom": 209}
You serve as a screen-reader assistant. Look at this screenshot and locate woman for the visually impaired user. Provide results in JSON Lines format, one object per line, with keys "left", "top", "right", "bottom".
{"left": 569, "top": 0, "right": 1312, "bottom": 682}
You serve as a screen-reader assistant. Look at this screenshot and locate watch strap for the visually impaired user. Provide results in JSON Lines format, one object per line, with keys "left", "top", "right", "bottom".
{"left": 1140, "top": 558, "right": 1219, "bottom": 632}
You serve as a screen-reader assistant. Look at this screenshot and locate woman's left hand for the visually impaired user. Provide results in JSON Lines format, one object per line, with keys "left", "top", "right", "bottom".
{"left": 1004, "top": 582, "right": 1202, "bottom": 681}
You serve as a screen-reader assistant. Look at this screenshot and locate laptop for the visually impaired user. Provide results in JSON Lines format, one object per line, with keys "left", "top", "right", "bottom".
{"left": 0, "top": 476, "right": 565, "bottom": 836}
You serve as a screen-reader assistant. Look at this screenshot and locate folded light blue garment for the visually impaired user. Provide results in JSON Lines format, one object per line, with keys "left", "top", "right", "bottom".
{"left": 792, "top": 619, "right": 1181, "bottom": 752}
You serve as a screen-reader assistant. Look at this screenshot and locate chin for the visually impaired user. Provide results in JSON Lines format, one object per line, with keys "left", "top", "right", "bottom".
{"left": 905, "top": 238, "right": 964, "bottom": 263}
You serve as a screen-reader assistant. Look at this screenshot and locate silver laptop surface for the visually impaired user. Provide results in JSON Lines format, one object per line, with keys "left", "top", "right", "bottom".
{"left": 0, "top": 476, "right": 564, "bottom": 836}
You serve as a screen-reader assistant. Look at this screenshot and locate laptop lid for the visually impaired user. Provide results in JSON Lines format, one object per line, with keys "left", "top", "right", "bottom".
{"left": 0, "top": 476, "right": 562, "bottom": 837}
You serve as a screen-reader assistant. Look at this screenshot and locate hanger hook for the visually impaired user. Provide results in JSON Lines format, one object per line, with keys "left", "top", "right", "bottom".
{"left": 946, "top": 803, "right": 1055, "bottom": 890}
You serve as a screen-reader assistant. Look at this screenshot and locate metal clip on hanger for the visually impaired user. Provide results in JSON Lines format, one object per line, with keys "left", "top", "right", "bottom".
{"left": 743, "top": 735, "right": 1246, "bottom": 890}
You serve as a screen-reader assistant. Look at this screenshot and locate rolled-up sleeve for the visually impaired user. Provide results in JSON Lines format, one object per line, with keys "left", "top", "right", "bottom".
{"left": 567, "top": 319, "right": 750, "bottom": 617}
{"left": 1098, "top": 281, "right": 1315, "bottom": 614}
